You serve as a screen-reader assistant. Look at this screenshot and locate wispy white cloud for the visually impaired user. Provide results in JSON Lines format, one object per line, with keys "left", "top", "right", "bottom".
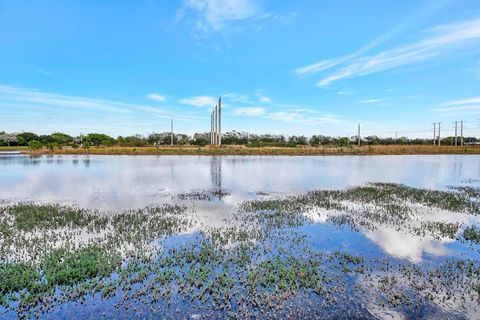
{"left": 296, "top": 17, "right": 480, "bottom": 87}
{"left": 223, "top": 93, "right": 252, "bottom": 103}
{"left": 179, "top": 95, "right": 217, "bottom": 107}
{"left": 230, "top": 99, "right": 342, "bottom": 125}
{"left": 0, "top": 85, "right": 134, "bottom": 114}
{"left": 337, "top": 90, "right": 354, "bottom": 95}
{"left": 258, "top": 96, "right": 271, "bottom": 103}
{"left": 178, "top": 0, "right": 262, "bottom": 34}
{"left": 0, "top": 85, "right": 176, "bottom": 119}
{"left": 358, "top": 99, "right": 384, "bottom": 104}
{"left": 233, "top": 107, "right": 265, "bottom": 116}
{"left": 432, "top": 96, "right": 480, "bottom": 114}
{"left": 266, "top": 111, "right": 342, "bottom": 126}
{"left": 266, "top": 111, "right": 302, "bottom": 122}
{"left": 0, "top": 85, "right": 212, "bottom": 135}
{"left": 177, "top": 0, "right": 294, "bottom": 42}
{"left": 224, "top": 91, "right": 271, "bottom": 105}
{"left": 438, "top": 96, "right": 480, "bottom": 107}
{"left": 145, "top": 93, "right": 166, "bottom": 102}
{"left": 433, "top": 105, "right": 480, "bottom": 112}
{"left": 295, "top": 1, "right": 450, "bottom": 78}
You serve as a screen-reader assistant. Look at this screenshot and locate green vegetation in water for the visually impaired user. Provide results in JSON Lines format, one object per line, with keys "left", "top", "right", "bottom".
{"left": 0, "top": 245, "right": 121, "bottom": 313}
{"left": 449, "top": 185, "right": 480, "bottom": 200}
{"left": 177, "top": 190, "right": 231, "bottom": 201}
{"left": 463, "top": 226, "right": 480, "bottom": 243}
{"left": 0, "top": 203, "right": 191, "bottom": 264}
{"left": 242, "top": 183, "right": 480, "bottom": 239}
{"left": 42, "top": 246, "right": 121, "bottom": 286}
{"left": 1, "top": 182, "right": 480, "bottom": 318}
{"left": 9, "top": 203, "right": 104, "bottom": 231}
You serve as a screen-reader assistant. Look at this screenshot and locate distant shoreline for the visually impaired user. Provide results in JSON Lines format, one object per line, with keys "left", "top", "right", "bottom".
{"left": 14, "top": 145, "right": 480, "bottom": 156}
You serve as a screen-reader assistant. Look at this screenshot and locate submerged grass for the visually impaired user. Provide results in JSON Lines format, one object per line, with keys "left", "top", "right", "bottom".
{"left": 463, "top": 226, "right": 480, "bottom": 244}
{"left": 241, "top": 183, "right": 480, "bottom": 239}
{"left": 42, "top": 245, "right": 121, "bottom": 286}
{"left": 1, "top": 182, "right": 480, "bottom": 318}
{"left": 9, "top": 203, "right": 104, "bottom": 231}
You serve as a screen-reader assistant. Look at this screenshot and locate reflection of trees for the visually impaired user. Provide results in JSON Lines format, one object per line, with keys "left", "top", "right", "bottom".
{"left": 26, "top": 155, "right": 42, "bottom": 166}
{"left": 0, "top": 154, "right": 41, "bottom": 166}
{"left": 82, "top": 156, "right": 90, "bottom": 167}
{"left": 210, "top": 156, "right": 222, "bottom": 198}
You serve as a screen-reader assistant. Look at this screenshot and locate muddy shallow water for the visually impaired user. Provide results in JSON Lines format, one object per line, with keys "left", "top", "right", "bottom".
{"left": 0, "top": 154, "right": 479, "bottom": 319}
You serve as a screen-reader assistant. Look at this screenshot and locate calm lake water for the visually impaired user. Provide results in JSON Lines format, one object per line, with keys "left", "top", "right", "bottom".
{"left": 1, "top": 154, "right": 479, "bottom": 209}
{"left": 2, "top": 154, "right": 479, "bottom": 261}
{"left": 1, "top": 154, "right": 480, "bottom": 319}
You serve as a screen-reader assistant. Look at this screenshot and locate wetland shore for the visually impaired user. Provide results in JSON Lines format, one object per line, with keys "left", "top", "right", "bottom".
{"left": 20, "top": 144, "right": 480, "bottom": 156}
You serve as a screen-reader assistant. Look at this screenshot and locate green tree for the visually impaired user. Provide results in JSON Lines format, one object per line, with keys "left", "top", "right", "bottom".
{"left": 17, "top": 132, "right": 39, "bottom": 146}
{"left": 50, "top": 133, "right": 73, "bottom": 145}
{"left": 338, "top": 137, "right": 350, "bottom": 146}
{"left": 28, "top": 140, "right": 43, "bottom": 150}
{"left": 84, "top": 133, "right": 116, "bottom": 146}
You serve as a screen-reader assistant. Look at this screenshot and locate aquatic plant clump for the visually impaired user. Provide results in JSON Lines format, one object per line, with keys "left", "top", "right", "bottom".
{"left": 463, "top": 226, "right": 480, "bottom": 244}
{"left": 177, "top": 190, "right": 231, "bottom": 201}
{"left": 0, "top": 203, "right": 192, "bottom": 264}
{"left": 241, "top": 183, "right": 480, "bottom": 239}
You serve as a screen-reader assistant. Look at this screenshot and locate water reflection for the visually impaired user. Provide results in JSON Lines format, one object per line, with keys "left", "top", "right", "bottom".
{"left": 366, "top": 227, "right": 453, "bottom": 263}
{"left": 0, "top": 154, "right": 479, "bottom": 263}
{"left": 210, "top": 156, "right": 222, "bottom": 194}
{"left": 0, "top": 154, "right": 479, "bottom": 209}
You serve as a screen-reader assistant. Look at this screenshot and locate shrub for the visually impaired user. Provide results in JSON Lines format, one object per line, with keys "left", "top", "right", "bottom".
{"left": 28, "top": 140, "right": 43, "bottom": 150}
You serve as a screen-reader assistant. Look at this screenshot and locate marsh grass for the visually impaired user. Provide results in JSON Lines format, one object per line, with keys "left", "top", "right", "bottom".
{"left": 0, "top": 146, "right": 28, "bottom": 151}
{"left": 26, "top": 145, "right": 480, "bottom": 156}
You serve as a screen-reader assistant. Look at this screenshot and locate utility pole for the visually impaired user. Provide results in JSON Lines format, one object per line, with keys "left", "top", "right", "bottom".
{"left": 211, "top": 111, "right": 214, "bottom": 145}
{"left": 214, "top": 105, "right": 218, "bottom": 145}
{"left": 460, "top": 120, "right": 464, "bottom": 146}
{"left": 395, "top": 131, "right": 397, "bottom": 141}
{"left": 433, "top": 123, "right": 436, "bottom": 146}
{"left": 170, "top": 119, "right": 174, "bottom": 146}
{"left": 438, "top": 122, "right": 441, "bottom": 146}
{"left": 357, "top": 123, "right": 361, "bottom": 146}
{"left": 454, "top": 121, "right": 458, "bottom": 146}
{"left": 218, "top": 97, "right": 222, "bottom": 146}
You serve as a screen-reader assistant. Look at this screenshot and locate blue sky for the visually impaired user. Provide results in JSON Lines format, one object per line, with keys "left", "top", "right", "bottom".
{"left": 1, "top": 0, "right": 480, "bottom": 138}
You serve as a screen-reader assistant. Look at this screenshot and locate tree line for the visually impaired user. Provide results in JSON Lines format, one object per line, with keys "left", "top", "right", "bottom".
{"left": 0, "top": 130, "right": 477, "bottom": 149}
